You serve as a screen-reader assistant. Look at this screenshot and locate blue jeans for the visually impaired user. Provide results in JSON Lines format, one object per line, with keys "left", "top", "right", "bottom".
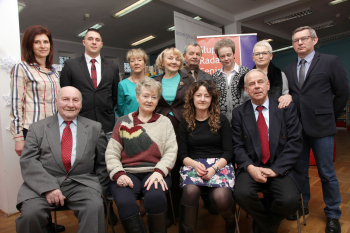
{"left": 300, "top": 134, "right": 341, "bottom": 219}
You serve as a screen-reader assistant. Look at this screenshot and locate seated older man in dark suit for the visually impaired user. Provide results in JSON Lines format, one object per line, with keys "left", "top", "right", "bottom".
{"left": 15, "top": 86, "right": 109, "bottom": 233}
{"left": 232, "top": 69, "right": 304, "bottom": 233}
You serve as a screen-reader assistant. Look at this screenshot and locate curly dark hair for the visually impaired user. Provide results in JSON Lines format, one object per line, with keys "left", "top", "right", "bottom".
{"left": 183, "top": 80, "right": 221, "bottom": 133}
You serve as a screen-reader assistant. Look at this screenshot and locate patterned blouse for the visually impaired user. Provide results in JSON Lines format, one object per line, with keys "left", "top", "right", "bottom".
{"left": 212, "top": 65, "right": 250, "bottom": 122}
{"left": 10, "top": 61, "right": 60, "bottom": 141}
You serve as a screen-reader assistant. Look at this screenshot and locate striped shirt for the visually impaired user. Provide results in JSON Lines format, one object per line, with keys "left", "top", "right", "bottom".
{"left": 10, "top": 61, "right": 60, "bottom": 141}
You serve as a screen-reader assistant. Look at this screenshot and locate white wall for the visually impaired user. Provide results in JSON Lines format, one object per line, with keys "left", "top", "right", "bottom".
{"left": 0, "top": 0, "right": 23, "bottom": 215}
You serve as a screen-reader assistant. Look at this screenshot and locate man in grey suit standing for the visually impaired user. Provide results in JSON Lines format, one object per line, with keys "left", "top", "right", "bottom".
{"left": 182, "top": 42, "right": 212, "bottom": 81}
{"left": 15, "top": 86, "right": 109, "bottom": 233}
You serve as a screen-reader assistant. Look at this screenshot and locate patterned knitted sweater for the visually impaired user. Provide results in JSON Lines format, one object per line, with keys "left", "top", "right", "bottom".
{"left": 105, "top": 110, "right": 178, "bottom": 181}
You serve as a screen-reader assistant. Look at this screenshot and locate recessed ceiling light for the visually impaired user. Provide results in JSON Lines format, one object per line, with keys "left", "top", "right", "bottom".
{"left": 18, "top": 2, "right": 26, "bottom": 13}
{"left": 113, "top": 0, "right": 152, "bottom": 18}
{"left": 264, "top": 39, "right": 273, "bottom": 42}
{"left": 312, "top": 21, "right": 336, "bottom": 30}
{"left": 318, "top": 30, "right": 350, "bottom": 42}
{"left": 77, "top": 23, "right": 104, "bottom": 37}
{"left": 131, "top": 35, "right": 155, "bottom": 46}
{"left": 193, "top": 16, "right": 202, "bottom": 20}
{"left": 328, "top": 0, "right": 348, "bottom": 6}
{"left": 264, "top": 8, "right": 313, "bottom": 25}
{"left": 167, "top": 26, "right": 175, "bottom": 31}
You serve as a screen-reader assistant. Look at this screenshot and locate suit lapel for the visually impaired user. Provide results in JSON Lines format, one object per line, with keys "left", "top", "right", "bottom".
{"left": 242, "top": 103, "right": 262, "bottom": 159}
{"left": 71, "top": 117, "right": 89, "bottom": 171}
{"left": 79, "top": 55, "right": 95, "bottom": 89}
{"left": 46, "top": 116, "right": 67, "bottom": 173}
{"left": 291, "top": 59, "right": 300, "bottom": 90}
{"left": 268, "top": 100, "right": 281, "bottom": 162}
{"left": 304, "top": 51, "right": 320, "bottom": 87}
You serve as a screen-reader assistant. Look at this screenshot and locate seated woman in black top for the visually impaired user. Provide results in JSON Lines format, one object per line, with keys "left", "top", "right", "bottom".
{"left": 178, "top": 80, "right": 236, "bottom": 233}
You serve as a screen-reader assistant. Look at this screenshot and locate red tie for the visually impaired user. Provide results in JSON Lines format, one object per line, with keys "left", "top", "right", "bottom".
{"left": 256, "top": 106, "right": 270, "bottom": 164}
{"left": 91, "top": 59, "right": 97, "bottom": 89}
{"left": 61, "top": 121, "right": 72, "bottom": 172}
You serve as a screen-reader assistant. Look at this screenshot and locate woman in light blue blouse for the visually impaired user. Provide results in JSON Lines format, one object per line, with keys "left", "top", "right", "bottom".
{"left": 117, "top": 48, "right": 148, "bottom": 117}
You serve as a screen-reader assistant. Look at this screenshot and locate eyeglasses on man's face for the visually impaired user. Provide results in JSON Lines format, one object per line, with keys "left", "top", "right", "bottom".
{"left": 292, "top": 36, "right": 312, "bottom": 44}
{"left": 253, "top": 51, "right": 271, "bottom": 57}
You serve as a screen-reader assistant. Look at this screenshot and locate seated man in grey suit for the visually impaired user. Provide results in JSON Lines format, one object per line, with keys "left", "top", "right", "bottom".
{"left": 232, "top": 69, "right": 304, "bottom": 233}
{"left": 182, "top": 42, "right": 212, "bottom": 81}
{"left": 15, "top": 86, "right": 109, "bottom": 233}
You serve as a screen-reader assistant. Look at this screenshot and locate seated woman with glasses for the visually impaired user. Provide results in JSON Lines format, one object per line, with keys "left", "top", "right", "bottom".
{"left": 238, "top": 40, "right": 292, "bottom": 108}
{"left": 178, "top": 80, "right": 236, "bottom": 233}
{"left": 106, "top": 77, "right": 177, "bottom": 233}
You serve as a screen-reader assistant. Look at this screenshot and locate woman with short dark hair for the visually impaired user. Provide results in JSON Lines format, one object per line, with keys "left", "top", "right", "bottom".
{"left": 178, "top": 80, "right": 236, "bottom": 233}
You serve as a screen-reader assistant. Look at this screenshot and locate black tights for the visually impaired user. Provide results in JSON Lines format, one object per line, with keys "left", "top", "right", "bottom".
{"left": 181, "top": 185, "right": 233, "bottom": 213}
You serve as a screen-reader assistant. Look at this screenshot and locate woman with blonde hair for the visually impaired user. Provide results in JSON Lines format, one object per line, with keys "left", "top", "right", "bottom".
{"left": 106, "top": 77, "right": 177, "bottom": 233}
{"left": 178, "top": 80, "right": 236, "bottom": 233}
{"left": 117, "top": 48, "right": 148, "bottom": 117}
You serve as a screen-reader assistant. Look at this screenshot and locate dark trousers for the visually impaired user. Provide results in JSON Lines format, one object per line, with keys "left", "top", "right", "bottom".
{"left": 234, "top": 171, "right": 300, "bottom": 231}
{"left": 110, "top": 172, "right": 171, "bottom": 220}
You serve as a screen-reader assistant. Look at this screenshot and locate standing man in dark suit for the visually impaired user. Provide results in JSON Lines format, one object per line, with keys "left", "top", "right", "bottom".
{"left": 15, "top": 87, "right": 109, "bottom": 233}
{"left": 182, "top": 42, "right": 212, "bottom": 82}
{"left": 60, "top": 28, "right": 119, "bottom": 225}
{"left": 232, "top": 69, "right": 303, "bottom": 233}
{"left": 284, "top": 26, "right": 349, "bottom": 233}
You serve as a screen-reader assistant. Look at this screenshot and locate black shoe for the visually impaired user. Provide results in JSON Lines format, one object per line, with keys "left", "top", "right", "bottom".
{"left": 179, "top": 203, "right": 198, "bottom": 233}
{"left": 121, "top": 213, "right": 147, "bottom": 233}
{"left": 203, "top": 201, "right": 218, "bottom": 215}
{"left": 148, "top": 211, "right": 167, "bottom": 233}
{"left": 286, "top": 207, "right": 309, "bottom": 221}
{"left": 325, "top": 218, "right": 341, "bottom": 233}
{"left": 46, "top": 223, "right": 65, "bottom": 233}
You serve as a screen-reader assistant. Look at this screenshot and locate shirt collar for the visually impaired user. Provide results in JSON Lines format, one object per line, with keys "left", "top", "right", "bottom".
{"left": 29, "top": 63, "right": 55, "bottom": 75}
{"left": 251, "top": 97, "right": 270, "bottom": 112}
{"left": 58, "top": 113, "right": 78, "bottom": 127}
{"left": 297, "top": 50, "right": 315, "bottom": 66}
{"left": 132, "top": 108, "right": 160, "bottom": 125}
{"left": 219, "top": 62, "right": 239, "bottom": 75}
{"left": 85, "top": 53, "right": 101, "bottom": 64}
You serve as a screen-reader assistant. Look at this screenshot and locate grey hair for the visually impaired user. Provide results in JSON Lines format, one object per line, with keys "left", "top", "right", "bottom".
{"left": 135, "top": 77, "right": 163, "bottom": 98}
{"left": 214, "top": 38, "right": 235, "bottom": 58}
{"left": 292, "top": 26, "right": 317, "bottom": 40}
{"left": 183, "top": 42, "right": 202, "bottom": 55}
{"left": 244, "top": 69, "right": 268, "bottom": 86}
{"left": 253, "top": 40, "right": 273, "bottom": 54}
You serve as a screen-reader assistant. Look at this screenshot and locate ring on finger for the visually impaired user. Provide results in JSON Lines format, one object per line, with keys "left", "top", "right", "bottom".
{"left": 155, "top": 178, "right": 158, "bottom": 182}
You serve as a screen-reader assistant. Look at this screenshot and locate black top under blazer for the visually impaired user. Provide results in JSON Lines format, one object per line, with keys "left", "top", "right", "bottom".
{"left": 60, "top": 55, "right": 120, "bottom": 133}
{"left": 284, "top": 51, "right": 349, "bottom": 138}
{"left": 232, "top": 98, "right": 304, "bottom": 191}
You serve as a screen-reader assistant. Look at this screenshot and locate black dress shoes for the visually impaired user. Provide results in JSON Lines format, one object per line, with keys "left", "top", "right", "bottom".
{"left": 46, "top": 223, "right": 65, "bottom": 233}
{"left": 325, "top": 218, "right": 341, "bottom": 233}
{"left": 286, "top": 207, "right": 309, "bottom": 221}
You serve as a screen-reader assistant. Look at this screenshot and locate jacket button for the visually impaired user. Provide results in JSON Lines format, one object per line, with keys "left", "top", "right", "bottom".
{"left": 244, "top": 135, "right": 247, "bottom": 138}
{"left": 282, "top": 135, "right": 286, "bottom": 139}
{"left": 247, "top": 150, "right": 250, "bottom": 153}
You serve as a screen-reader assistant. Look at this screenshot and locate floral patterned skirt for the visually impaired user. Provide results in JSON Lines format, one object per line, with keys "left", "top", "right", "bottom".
{"left": 179, "top": 158, "right": 235, "bottom": 191}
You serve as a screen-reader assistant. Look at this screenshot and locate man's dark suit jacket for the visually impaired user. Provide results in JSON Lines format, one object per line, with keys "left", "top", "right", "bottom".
{"left": 154, "top": 71, "right": 194, "bottom": 126}
{"left": 284, "top": 51, "right": 349, "bottom": 138}
{"left": 60, "top": 55, "right": 120, "bottom": 133}
{"left": 16, "top": 115, "right": 109, "bottom": 209}
{"left": 181, "top": 67, "right": 212, "bottom": 81}
{"left": 231, "top": 98, "right": 304, "bottom": 191}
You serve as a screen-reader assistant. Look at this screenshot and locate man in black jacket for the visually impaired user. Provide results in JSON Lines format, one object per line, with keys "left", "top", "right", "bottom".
{"left": 60, "top": 28, "right": 119, "bottom": 226}
{"left": 284, "top": 26, "right": 349, "bottom": 233}
{"left": 232, "top": 69, "right": 303, "bottom": 233}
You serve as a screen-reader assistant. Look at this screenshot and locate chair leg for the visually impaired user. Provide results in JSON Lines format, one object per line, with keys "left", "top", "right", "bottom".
{"left": 54, "top": 211, "right": 58, "bottom": 233}
{"left": 301, "top": 193, "right": 306, "bottom": 226}
{"left": 234, "top": 205, "right": 240, "bottom": 233}
{"left": 104, "top": 197, "right": 116, "bottom": 233}
{"left": 296, "top": 209, "right": 301, "bottom": 233}
{"left": 168, "top": 190, "right": 176, "bottom": 225}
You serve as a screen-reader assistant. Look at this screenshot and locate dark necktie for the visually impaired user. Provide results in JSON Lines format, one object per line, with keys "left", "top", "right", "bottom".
{"left": 61, "top": 121, "right": 72, "bottom": 172}
{"left": 298, "top": 59, "right": 306, "bottom": 88}
{"left": 91, "top": 59, "right": 97, "bottom": 89}
{"left": 256, "top": 106, "right": 270, "bottom": 164}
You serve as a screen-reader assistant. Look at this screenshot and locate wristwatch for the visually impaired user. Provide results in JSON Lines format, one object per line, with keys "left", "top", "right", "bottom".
{"left": 211, "top": 164, "right": 219, "bottom": 173}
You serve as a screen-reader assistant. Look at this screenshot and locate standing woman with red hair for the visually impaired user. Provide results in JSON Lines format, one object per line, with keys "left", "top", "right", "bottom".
{"left": 10, "top": 25, "right": 62, "bottom": 231}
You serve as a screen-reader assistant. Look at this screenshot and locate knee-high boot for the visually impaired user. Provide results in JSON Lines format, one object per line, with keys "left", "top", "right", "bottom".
{"left": 219, "top": 202, "right": 237, "bottom": 233}
{"left": 179, "top": 203, "right": 198, "bottom": 233}
{"left": 148, "top": 211, "right": 167, "bottom": 233}
{"left": 121, "top": 213, "right": 147, "bottom": 233}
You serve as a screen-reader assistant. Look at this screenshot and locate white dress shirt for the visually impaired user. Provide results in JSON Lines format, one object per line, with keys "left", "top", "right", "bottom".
{"left": 219, "top": 62, "right": 240, "bottom": 85}
{"left": 58, "top": 113, "right": 78, "bottom": 166}
{"left": 251, "top": 98, "right": 270, "bottom": 137}
{"left": 85, "top": 53, "right": 102, "bottom": 86}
